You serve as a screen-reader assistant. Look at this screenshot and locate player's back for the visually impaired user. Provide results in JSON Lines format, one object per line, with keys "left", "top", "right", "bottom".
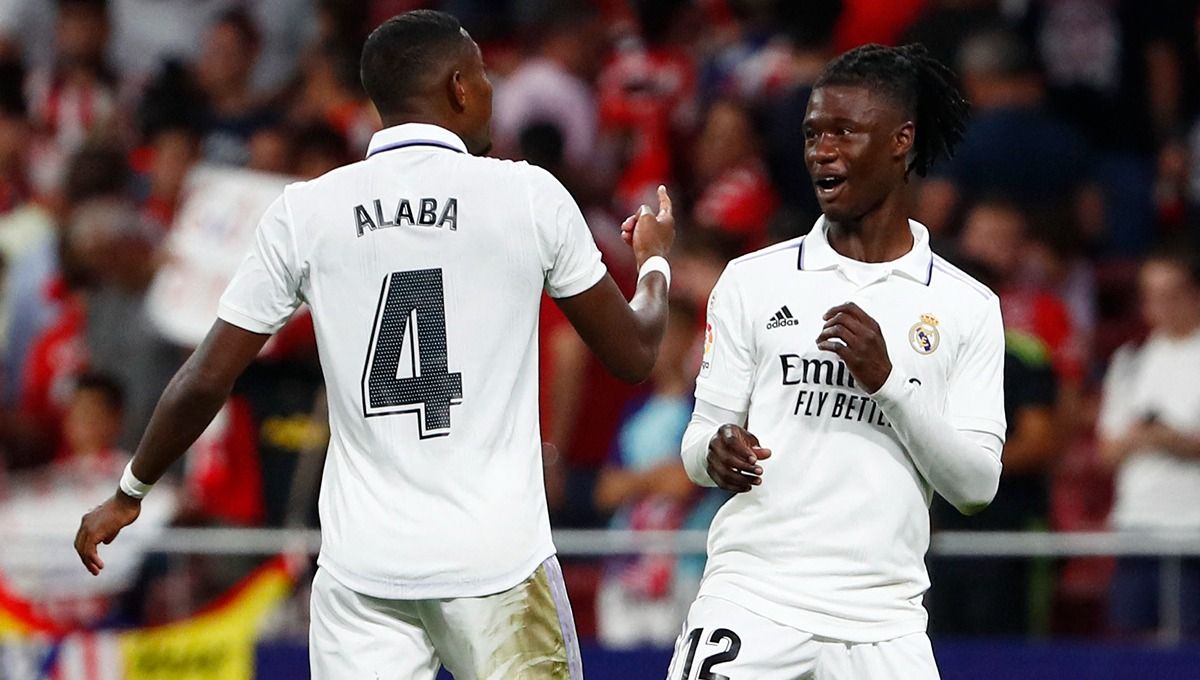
{"left": 219, "top": 124, "right": 606, "bottom": 600}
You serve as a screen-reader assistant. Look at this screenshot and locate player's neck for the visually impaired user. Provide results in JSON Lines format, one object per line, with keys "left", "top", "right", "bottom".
{"left": 380, "top": 112, "right": 459, "bottom": 137}
{"left": 825, "top": 199, "right": 913, "bottom": 264}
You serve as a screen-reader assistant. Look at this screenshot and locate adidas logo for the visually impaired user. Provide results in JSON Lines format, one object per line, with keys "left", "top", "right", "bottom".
{"left": 766, "top": 305, "right": 799, "bottom": 329}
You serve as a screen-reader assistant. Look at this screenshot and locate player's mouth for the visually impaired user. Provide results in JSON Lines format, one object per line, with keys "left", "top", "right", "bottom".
{"left": 813, "top": 174, "right": 847, "bottom": 201}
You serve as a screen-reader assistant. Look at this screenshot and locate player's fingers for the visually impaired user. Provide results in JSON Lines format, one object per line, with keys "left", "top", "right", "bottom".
{"left": 714, "top": 443, "right": 763, "bottom": 476}
{"left": 620, "top": 214, "right": 636, "bottom": 233}
{"left": 817, "top": 339, "right": 850, "bottom": 355}
{"left": 657, "top": 185, "right": 672, "bottom": 217}
{"left": 752, "top": 446, "right": 773, "bottom": 460}
{"left": 709, "top": 462, "right": 754, "bottom": 492}
{"left": 822, "top": 303, "right": 854, "bottom": 321}
{"left": 717, "top": 428, "right": 762, "bottom": 470}
{"left": 78, "top": 534, "right": 101, "bottom": 575}
{"left": 816, "top": 324, "right": 857, "bottom": 347}
{"left": 824, "top": 311, "right": 868, "bottom": 335}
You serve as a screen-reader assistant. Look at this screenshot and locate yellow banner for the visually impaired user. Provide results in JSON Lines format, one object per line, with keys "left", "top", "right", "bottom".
{"left": 0, "top": 558, "right": 292, "bottom": 680}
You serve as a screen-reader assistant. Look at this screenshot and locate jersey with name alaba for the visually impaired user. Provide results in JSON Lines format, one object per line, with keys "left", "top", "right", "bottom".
{"left": 217, "top": 123, "right": 606, "bottom": 599}
{"left": 695, "top": 217, "right": 1005, "bottom": 642}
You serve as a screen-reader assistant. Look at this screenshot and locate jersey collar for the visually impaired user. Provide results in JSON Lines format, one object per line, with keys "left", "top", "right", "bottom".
{"left": 798, "top": 216, "right": 934, "bottom": 285}
{"left": 366, "top": 123, "right": 469, "bottom": 158}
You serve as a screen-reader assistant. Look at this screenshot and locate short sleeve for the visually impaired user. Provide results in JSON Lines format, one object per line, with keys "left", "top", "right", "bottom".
{"left": 694, "top": 266, "right": 754, "bottom": 412}
{"left": 526, "top": 165, "right": 607, "bottom": 298}
{"left": 217, "top": 193, "right": 303, "bottom": 334}
{"left": 946, "top": 296, "right": 1007, "bottom": 441}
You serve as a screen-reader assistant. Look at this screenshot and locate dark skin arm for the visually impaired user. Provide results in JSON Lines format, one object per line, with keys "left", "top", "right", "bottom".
{"left": 555, "top": 186, "right": 675, "bottom": 384}
{"left": 74, "top": 320, "right": 269, "bottom": 575}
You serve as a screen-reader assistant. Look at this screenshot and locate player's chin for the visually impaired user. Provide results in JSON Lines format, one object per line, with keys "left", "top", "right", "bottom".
{"left": 816, "top": 199, "right": 855, "bottom": 223}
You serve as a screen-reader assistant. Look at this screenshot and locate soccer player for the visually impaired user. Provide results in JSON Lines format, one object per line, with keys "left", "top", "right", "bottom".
{"left": 668, "top": 44, "right": 1004, "bottom": 679}
{"left": 74, "top": 10, "right": 675, "bottom": 679}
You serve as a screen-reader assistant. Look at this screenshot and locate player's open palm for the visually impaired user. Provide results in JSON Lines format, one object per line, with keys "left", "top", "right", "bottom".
{"left": 620, "top": 185, "right": 675, "bottom": 265}
{"left": 707, "top": 424, "right": 772, "bottom": 493}
{"left": 75, "top": 493, "right": 142, "bottom": 576}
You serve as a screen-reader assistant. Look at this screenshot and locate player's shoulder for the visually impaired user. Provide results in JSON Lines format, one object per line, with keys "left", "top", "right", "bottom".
{"left": 280, "top": 160, "right": 362, "bottom": 200}
{"left": 725, "top": 236, "right": 805, "bottom": 278}
{"left": 928, "top": 252, "right": 998, "bottom": 305}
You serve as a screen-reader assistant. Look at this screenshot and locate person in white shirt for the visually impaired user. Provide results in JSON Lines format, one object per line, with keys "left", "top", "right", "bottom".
{"left": 1099, "top": 248, "right": 1200, "bottom": 636}
{"left": 74, "top": 10, "right": 676, "bottom": 680}
{"left": 667, "top": 44, "right": 1005, "bottom": 679}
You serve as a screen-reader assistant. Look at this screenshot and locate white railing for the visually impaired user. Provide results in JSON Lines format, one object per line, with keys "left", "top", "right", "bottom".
{"left": 9, "top": 528, "right": 1200, "bottom": 643}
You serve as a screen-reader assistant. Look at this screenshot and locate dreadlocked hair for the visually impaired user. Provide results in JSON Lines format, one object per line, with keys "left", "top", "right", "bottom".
{"left": 814, "top": 43, "right": 969, "bottom": 177}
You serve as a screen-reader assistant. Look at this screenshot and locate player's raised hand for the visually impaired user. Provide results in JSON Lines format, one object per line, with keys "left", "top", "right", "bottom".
{"left": 706, "top": 424, "right": 772, "bottom": 493}
{"left": 621, "top": 185, "right": 675, "bottom": 267}
{"left": 816, "top": 302, "right": 892, "bottom": 393}
{"left": 75, "top": 492, "right": 142, "bottom": 575}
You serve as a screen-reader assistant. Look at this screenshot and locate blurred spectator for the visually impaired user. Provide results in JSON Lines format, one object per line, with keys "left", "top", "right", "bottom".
{"left": 25, "top": 0, "right": 118, "bottom": 197}
{"left": 1014, "top": 0, "right": 1197, "bottom": 254}
{"left": 68, "top": 194, "right": 176, "bottom": 451}
{"left": 135, "top": 124, "right": 199, "bottom": 230}
{"left": 902, "top": 0, "right": 1004, "bottom": 75}
{"left": 594, "top": 299, "right": 722, "bottom": 648}
{"left": 189, "top": 9, "right": 280, "bottom": 166}
{"left": 0, "top": 59, "right": 27, "bottom": 214}
{"left": 492, "top": 2, "right": 607, "bottom": 177}
{"left": 832, "top": 0, "right": 926, "bottom": 52}
{"left": 957, "top": 200, "right": 1087, "bottom": 387}
{"left": 291, "top": 40, "right": 378, "bottom": 156}
{"left": 931, "top": 258, "right": 1062, "bottom": 635}
{"left": 761, "top": 0, "right": 843, "bottom": 235}
{"left": 0, "top": 372, "right": 177, "bottom": 628}
{"left": 1099, "top": 246, "right": 1200, "bottom": 637}
{"left": 692, "top": 98, "right": 778, "bottom": 252}
{"left": 0, "top": 0, "right": 55, "bottom": 70}
{"left": 699, "top": 0, "right": 791, "bottom": 103}
{"left": 597, "top": 0, "right": 699, "bottom": 215}
{"left": 0, "top": 142, "right": 125, "bottom": 418}
{"left": 108, "top": 0, "right": 315, "bottom": 96}
{"left": 917, "top": 28, "right": 1101, "bottom": 243}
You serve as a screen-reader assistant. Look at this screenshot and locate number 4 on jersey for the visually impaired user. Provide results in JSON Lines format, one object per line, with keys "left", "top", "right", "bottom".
{"left": 361, "top": 269, "right": 463, "bottom": 437}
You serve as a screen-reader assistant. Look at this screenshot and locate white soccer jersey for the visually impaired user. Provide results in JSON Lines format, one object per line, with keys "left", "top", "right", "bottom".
{"left": 695, "top": 217, "right": 1005, "bottom": 642}
{"left": 217, "top": 123, "right": 606, "bottom": 599}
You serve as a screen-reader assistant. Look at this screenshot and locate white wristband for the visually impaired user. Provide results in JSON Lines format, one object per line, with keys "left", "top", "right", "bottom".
{"left": 119, "top": 460, "right": 153, "bottom": 500}
{"left": 638, "top": 255, "right": 671, "bottom": 288}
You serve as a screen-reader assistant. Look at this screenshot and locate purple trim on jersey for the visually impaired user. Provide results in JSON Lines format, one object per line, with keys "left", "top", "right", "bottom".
{"left": 367, "top": 140, "right": 465, "bottom": 157}
{"left": 932, "top": 256, "right": 992, "bottom": 299}
{"left": 797, "top": 239, "right": 805, "bottom": 270}
{"left": 925, "top": 256, "right": 934, "bottom": 286}
{"left": 543, "top": 557, "right": 584, "bottom": 679}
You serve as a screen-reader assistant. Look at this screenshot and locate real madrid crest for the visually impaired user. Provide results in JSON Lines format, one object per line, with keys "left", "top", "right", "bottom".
{"left": 908, "top": 313, "right": 940, "bottom": 355}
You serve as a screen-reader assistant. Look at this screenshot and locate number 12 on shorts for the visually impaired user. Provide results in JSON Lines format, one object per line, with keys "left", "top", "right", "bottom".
{"left": 672, "top": 627, "right": 741, "bottom": 680}
{"left": 361, "top": 268, "right": 463, "bottom": 437}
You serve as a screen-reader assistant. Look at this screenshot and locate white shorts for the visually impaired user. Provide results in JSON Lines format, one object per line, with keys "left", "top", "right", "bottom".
{"left": 665, "top": 596, "right": 940, "bottom": 680}
{"left": 310, "top": 557, "right": 582, "bottom": 680}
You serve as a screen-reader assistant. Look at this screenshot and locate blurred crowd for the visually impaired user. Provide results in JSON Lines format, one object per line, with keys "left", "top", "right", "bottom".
{"left": 0, "top": 0, "right": 1198, "bottom": 646}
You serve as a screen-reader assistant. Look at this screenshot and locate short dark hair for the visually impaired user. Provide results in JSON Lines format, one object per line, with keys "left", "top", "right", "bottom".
{"left": 75, "top": 372, "right": 125, "bottom": 413}
{"left": 64, "top": 143, "right": 130, "bottom": 206}
{"left": 815, "top": 43, "right": 970, "bottom": 177}
{"left": 213, "top": 8, "right": 261, "bottom": 50}
{"left": 1146, "top": 240, "right": 1200, "bottom": 287}
{"left": 360, "top": 10, "right": 469, "bottom": 117}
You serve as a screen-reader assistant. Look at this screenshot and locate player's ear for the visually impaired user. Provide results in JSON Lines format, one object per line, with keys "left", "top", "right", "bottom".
{"left": 449, "top": 70, "right": 467, "bottom": 112}
{"left": 893, "top": 121, "right": 915, "bottom": 161}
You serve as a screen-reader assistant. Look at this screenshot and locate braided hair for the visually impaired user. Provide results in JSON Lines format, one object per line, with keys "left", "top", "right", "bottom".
{"left": 814, "top": 43, "right": 969, "bottom": 177}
